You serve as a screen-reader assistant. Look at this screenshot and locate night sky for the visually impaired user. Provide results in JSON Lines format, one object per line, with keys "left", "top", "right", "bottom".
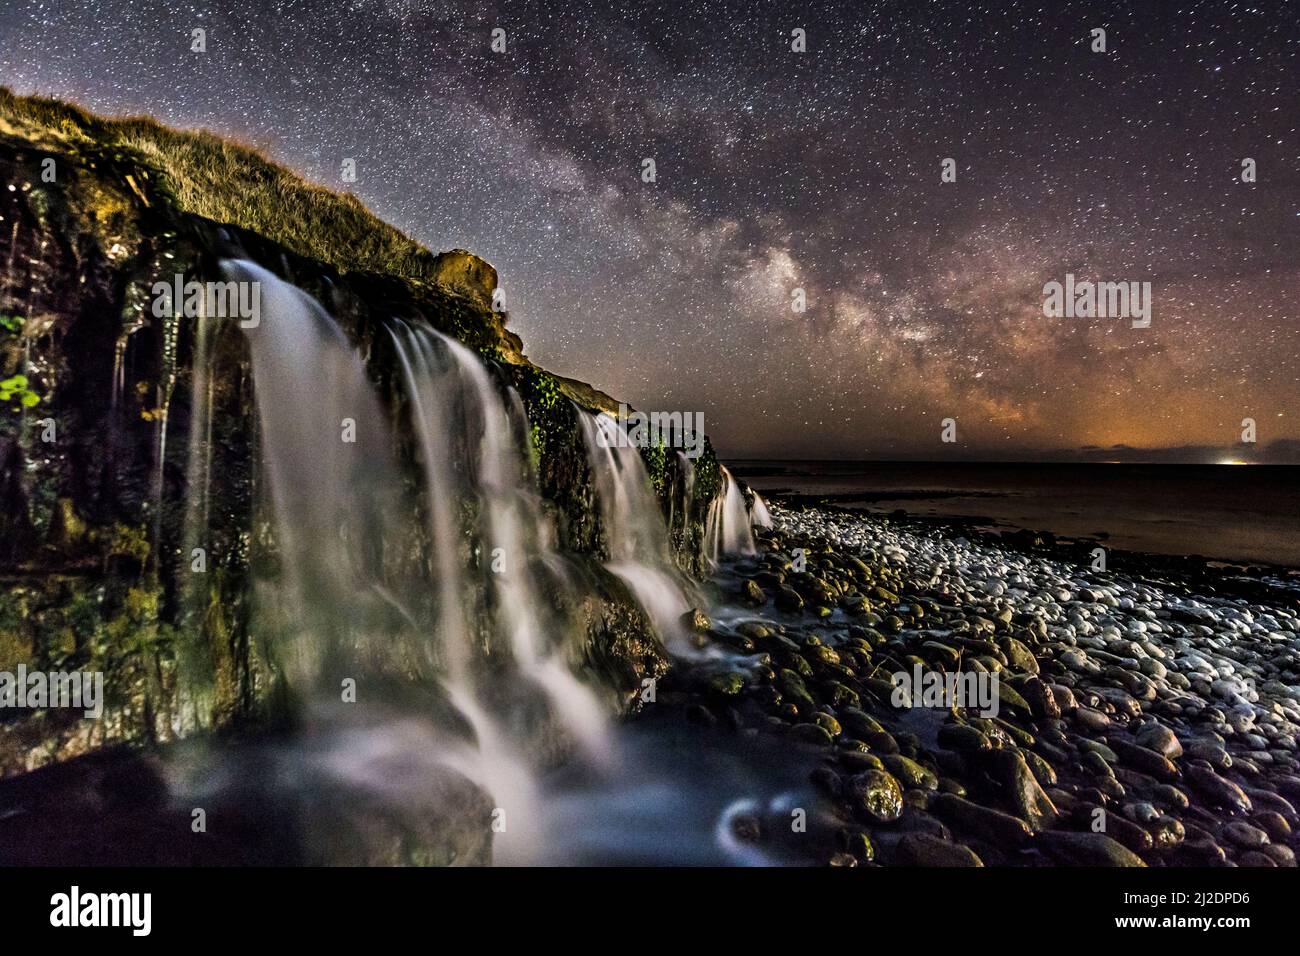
{"left": 2, "top": 0, "right": 1297, "bottom": 461}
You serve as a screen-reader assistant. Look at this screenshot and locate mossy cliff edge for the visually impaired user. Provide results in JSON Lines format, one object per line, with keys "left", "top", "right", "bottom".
{"left": 0, "top": 89, "right": 724, "bottom": 776}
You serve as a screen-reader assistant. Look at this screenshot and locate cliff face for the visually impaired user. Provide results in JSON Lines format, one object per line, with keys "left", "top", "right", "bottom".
{"left": 0, "top": 90, "right": 721, "bottom": 776}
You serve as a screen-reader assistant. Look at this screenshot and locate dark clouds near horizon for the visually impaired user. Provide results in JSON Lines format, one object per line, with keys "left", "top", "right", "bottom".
{"left": 2, "top": 0, "right": 1297, "bottom": 460}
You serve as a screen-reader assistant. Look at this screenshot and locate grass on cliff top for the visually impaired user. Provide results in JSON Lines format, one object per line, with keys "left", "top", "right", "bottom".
{"left": 0, "top": 87, "right": 441, "bottom": 278}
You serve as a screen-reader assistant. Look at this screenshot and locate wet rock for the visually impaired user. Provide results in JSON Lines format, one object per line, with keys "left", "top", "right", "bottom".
{"left": 790, "top": 723, "right": 834, "bottom": 748}
{"left": 1048, "top": 683, "right": 1078, "bottom": 712}
{"left": 1275, "top": 775, "right": 1300, "bottom": 802}
{"left": 775, "top": 587, "right": 805, "bottom": 612}
{"left": 1101, "top": 814, "right": 1155, "bottom": 854}
{"left": 1146, "top": 816, "right": 1186, "bottom": 849}
{"left": 921, "top": 641, "right": 961, "bottom": 670}
{"left": 777, "top": 671, "right": 817, "bottom": 714}
{"left": 894, "top": 832, "right": 983, "bottom": 867}
{"left": 1082, "top": 750, "right": 1115, "bottom": 779}
{"left": 1073, "top": 707, "right": 1112, "bottom": 734}
{"left": 848, "top": 770, "right": 904, "bottom": 823}
{"left": 1241, "top": 786, "right": 1297, "bottom": 820}
{"left": 1036, "top": 831, "right": 1147, "bottom": 867}
{"left": 1080, "top": 739, "right": 1118, "bottom": 763}
{"left": 999, "top": 637, "right": 1039, "bottom": 675}
{"left": 741, "top": 580, "right": 766, "bottom": 606}
{"left": 1113, "top": 766, "right": 1159, "bottom": 792}
{"left": 1152, "top": 784, "right": 1190, "bottom": 811}
{"left": 840, "top": 707, "right": 884, "bottom": 740}
{"left": 1186, "top": 764, "right": 1252, "bottom": 814}
{"left": 993, "top": 682, "right": 1033, "bottom": 716}
{"left": 984, "top": 749, "right": 1058, "bottom": 829}
{"left": 714, "top": 631, "right": 755, "bottom": 653}
{"left": 1110, "top": 739, "right": 1179, "bottom": 781}
{"left": 843, "top": 829, "right": 875, "bottom": 863}
{"left": 938, "top": 723, "right": 991, "bottom": 753}
{"left": 1186, "top": 740, "right": 1232, "bottom": 771}
{"left": 1123, "top": 802, "right": 1161, "bottom": 824}
{"left": 1016, "top": 677, "right": 1060, "bottom": 720}
{"left": 865, "top": 730, "right": 900, "bottom": 755}
{"left": 1250, "top": 811, "right": 1291, "bottom": 842}
{"left": 1174, "top": 834, "right": 1227, "bottom": 866}
{"left": 806, "top": 643, "right": 841, "bottom": 667}
{"left": 707, "top": 671, "right": 747, "bottom": 696}
{"left": 938, "top": 777, "right": 967, "bottom": 797}
{"left": 883, "top": 754, "right": 938, "bottom": 791}
{"left": 1239, "top": 851, "right": 1276, "bottom": 867}
{"left": 902, "top": 788, "right": 932, "bottom": 812}
{"left": 1022, "top": 749, "right": 1058, "bottom": 788}
{"left": 839, "top": 751, "right": 884, "bottom": 773}
{"left": 1260, "top": 843, "right": 1295, "bottom": 867}
{"left": 1219, "top": 821, "right": 1269, "bottom": 849}
{"left": 681, "top": 608, "right": 712, "bottom": 634}
{"left": 821, "top": 681, "right": 861, "bottom": 709}
{"left": 813, "top": 713, "right": 842, "bottom": 738}
{"left": 1135, "top": 723, "right": 1183, "bottom": 760}
{"left": 932, "top": 793, "right": 1033, "bottom": 847}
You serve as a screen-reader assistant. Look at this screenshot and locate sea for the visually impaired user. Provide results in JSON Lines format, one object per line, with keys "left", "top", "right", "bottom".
{"left": 729, "top": 461, "right": 1300, "bottom": 569}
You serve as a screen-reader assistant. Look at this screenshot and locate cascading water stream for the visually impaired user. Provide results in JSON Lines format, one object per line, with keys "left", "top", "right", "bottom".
{"left": 183, "top": 262, "right": 804, "bottom": 865}
{"left": 387, "top": 321, "right": 610, "bottom": 769}
{"left": 383, "top": 317, "right": 538, "bottom": 851}
{"left": 218, "top": 260, "right": 616, "bottom": 861}
{"left": 577, "top": 411, "right": 699, "bottom": 653}
{"left": 668, "top": 450, "right": 698, "bottom": 548}
{"left": 223, "top": 259, "right": 402, "bottom": 685}
{"left": 751, "top": 491, "right": 773, "bottom": 529}
{"left": 703, "top": 465, "right": 757, "bottom": 563}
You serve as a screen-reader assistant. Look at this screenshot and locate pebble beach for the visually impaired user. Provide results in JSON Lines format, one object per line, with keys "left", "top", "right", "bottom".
{"left": 664, "top": 501, "right": 1300, "bottom": 866}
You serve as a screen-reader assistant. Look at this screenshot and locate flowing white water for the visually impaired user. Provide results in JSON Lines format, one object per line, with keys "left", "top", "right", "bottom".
{"left": 224, "top": 259, "right": 403, "bottom": 685}
{"left": 752, "top": 491, "right": 773, "bottom": 528}
{"left": 388, "top": 321, "right": 610, "bottom": 769}
{"left": 223, "top": 260, "right": 612, "bottom": 862}
{"left": 154, "top": 261, "right": 829, "bottom": 867}
{"left": 704, "top": 465, "right": 757, "bottom": 563}
{"left": 577, "top": 411, "right": 697, "bottom": 652}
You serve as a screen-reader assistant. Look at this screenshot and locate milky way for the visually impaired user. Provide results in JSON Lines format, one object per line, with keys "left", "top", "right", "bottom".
{"left": 2, "top": 0, "right": 1297, "bottom": 460}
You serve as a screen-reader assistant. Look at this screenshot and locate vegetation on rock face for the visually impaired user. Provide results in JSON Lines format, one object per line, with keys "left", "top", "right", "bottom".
{"left": 0, "top": 89, "right": 728, "bottom": 775}
{"left": 0, "top": 88, "right": 439, "bottom": 279}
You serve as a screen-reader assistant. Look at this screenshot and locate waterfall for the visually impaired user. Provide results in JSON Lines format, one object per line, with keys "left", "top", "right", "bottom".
{"left": 223, "top": 259, "right": 403, "bottom": 685}
{"left": 222, "top": 260, "right": 612, "bottom": 861}
{"left": 387, "top": 321, "right": 610, "bottom": 768}
{"left": 577, "top": 411, "right": 697, "bottom": 651}
{"left": 752, "top": 491, "right": 773, "bottom": 528}
{"left": 703, "top": 465, "right": 757, "bottom": 563}
{"left": 669, "top": 450, "right": 696, "bottom": 538}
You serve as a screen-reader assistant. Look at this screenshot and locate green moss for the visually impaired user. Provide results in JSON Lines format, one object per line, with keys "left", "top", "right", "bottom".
{"left": 644, "top": 437, "right": 667, "bottom": 495}
{"left": 101, "top": 523, "right": 151, "bottom": 564}
{"left": 0, "top": 317, "right": 41, "bottom": 412}
{"left": 3, "top": 385, "right": 41, "bottom": 409}
{"left": 518, "top": 366, "right": 565, "bottom": 462}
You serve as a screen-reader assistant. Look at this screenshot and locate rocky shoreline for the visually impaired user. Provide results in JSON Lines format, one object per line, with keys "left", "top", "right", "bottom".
{"left": 659, "top": 501, "right": 1300, "bottom": 866}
